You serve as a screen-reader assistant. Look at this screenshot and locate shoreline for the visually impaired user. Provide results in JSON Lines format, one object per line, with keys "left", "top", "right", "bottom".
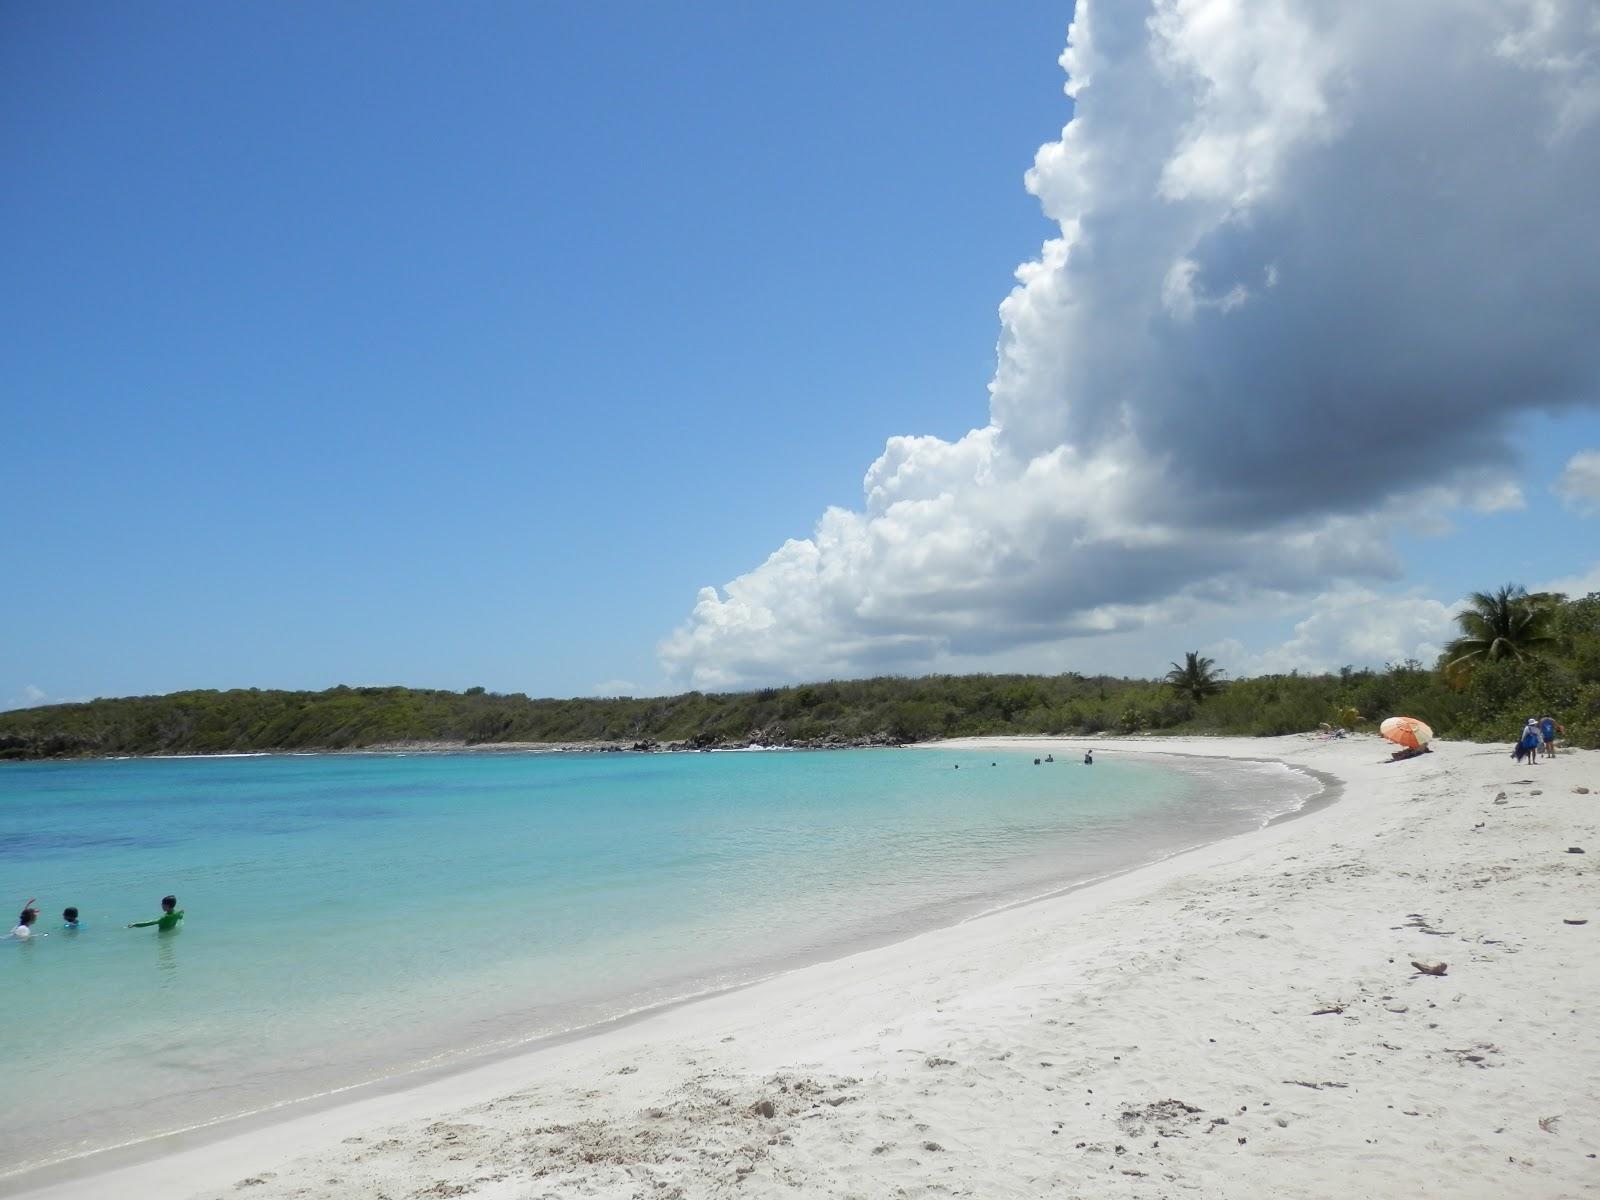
{"left": 9, "top": 735, "right": 1597, "bottom": 1199}
{"left": 3, "top": 742, "right": 1321, "bottom": 1193}
{"left": 1, "top": 737, "right": 908, "bottom": 763}
{"left": 0, "top": 730, "right": 1512, "bottom": 764}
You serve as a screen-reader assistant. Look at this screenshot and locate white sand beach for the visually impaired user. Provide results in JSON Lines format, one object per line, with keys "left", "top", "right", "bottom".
{"left": 11, "top": 735, "right": 1598, "bottom": 1200}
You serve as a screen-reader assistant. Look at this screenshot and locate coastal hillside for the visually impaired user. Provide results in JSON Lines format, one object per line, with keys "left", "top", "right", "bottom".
{"left": 3, "top": 588, "right": 1596, "bottom": 758}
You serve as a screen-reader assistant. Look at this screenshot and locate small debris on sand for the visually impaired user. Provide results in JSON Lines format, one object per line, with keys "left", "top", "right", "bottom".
{"left": 1563, "top": 918, "right": 1588, "bottom": 926}
{"left": 1117, "top": 1100, "right": 1204, "bottom": 1138}
{"left": 1400, "top": 914, "right": 1454, "bottom": 935}
{"left": 1411, "top": 961, "right": 1448, "bottom": 976}
{"left": 1566, "top": 847, "right": 1585, "bottom": 854}
{"left": 1445, "top": 1042, "right": 1500, "bottom": 1067}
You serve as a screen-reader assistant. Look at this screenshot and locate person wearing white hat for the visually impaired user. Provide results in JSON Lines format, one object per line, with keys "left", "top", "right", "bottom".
{"left": 1515, "top": 718, "right": 1542, "bottom": 765}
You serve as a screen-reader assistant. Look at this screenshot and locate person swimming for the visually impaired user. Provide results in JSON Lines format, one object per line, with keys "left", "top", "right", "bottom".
{"left": 127, "top": 895, "right": 183, "bottom": 933}
{"left": 62, "top": 906, "right": 81, "bottom": 930}
{"left": 1083, "top": 750, "right": 1094, "bottom": 765}
{"left": 10, "top": 902, "right": 42, "bottom": 940}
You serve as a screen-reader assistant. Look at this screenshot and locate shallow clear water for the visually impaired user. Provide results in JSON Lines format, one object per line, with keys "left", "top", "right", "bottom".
{"left": 0, "top": 747, "right": 1316, "bottom": 1175}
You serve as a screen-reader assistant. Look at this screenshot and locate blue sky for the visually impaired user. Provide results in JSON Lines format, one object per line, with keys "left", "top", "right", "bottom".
{"left": 5, "top": 2, "right": 1599, "bottom": 708}
{"left": 3, "top": 3, "right": 1067, "bottom": 702}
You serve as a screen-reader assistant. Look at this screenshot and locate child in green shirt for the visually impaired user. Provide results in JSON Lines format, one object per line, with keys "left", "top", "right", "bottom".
{"left": 127, "top": 894, "right": 184, "bottom": 932}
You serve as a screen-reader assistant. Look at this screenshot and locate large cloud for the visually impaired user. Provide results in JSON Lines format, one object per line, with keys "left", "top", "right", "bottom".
{"left": 662, "top": 0, "right": 1600, "bottom": 689}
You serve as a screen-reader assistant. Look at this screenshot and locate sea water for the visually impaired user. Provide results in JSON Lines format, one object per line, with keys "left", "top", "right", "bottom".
{"left": 0, "top": 747, "right": 1317, "bottom": 1176}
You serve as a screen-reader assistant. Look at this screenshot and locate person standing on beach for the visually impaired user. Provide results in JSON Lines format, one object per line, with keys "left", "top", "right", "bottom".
{"left": 1515, "top": 719, "right": 1542, "bottom": 764}
{"left": 1540, "top": 716, "right": 1562, "bottom": 757}
{"left": 127, "top": 895, "right": 183, "bottom": 932}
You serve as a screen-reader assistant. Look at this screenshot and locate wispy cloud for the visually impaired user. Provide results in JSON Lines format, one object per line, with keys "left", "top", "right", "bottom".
{"left": 7, "top": 684, "right": 53, "bottom": 711}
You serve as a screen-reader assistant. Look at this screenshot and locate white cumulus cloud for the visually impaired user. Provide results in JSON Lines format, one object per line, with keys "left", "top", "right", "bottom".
{"left": 1538, "top": 560, "right": 1600, "bottom": 598}
{"left": 1217, "top": 588, "right": 1459, "bottom": 676}
{"left": 661, "top": 0, "right": 1600, "bottom": 689}
{"left": 1554, "top": 450, "right": 1600, "bottom": 513}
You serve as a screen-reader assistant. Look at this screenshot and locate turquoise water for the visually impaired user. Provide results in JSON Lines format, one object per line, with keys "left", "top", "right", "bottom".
{"left": 0, "top": 747, "right": 1315, "bottom": 1175}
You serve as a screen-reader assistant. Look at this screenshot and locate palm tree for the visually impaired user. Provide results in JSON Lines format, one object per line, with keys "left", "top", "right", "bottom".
{"left": 1165, "top": 651, "right": 1226, "bottom": 704}
{"left": 1443, "top": 584, "right": 1558, "bottom": 674}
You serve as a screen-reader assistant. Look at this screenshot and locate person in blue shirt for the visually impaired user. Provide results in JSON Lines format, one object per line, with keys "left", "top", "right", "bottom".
{"left": 1540, "top": 716, "right": 1562, "bottom": 757}
{"left": 1514, "top": 719, "right": 1542, "bottom": 765}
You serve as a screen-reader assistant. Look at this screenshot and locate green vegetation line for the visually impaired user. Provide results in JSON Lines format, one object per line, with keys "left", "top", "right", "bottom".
{"left": 4, "top": 590, "right": 1597, "bottom": 760}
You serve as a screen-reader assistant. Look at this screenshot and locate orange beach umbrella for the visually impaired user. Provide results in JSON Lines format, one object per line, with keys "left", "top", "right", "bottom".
{"left": 1379, "top": 716, "right": 1433, "bottom": 750}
